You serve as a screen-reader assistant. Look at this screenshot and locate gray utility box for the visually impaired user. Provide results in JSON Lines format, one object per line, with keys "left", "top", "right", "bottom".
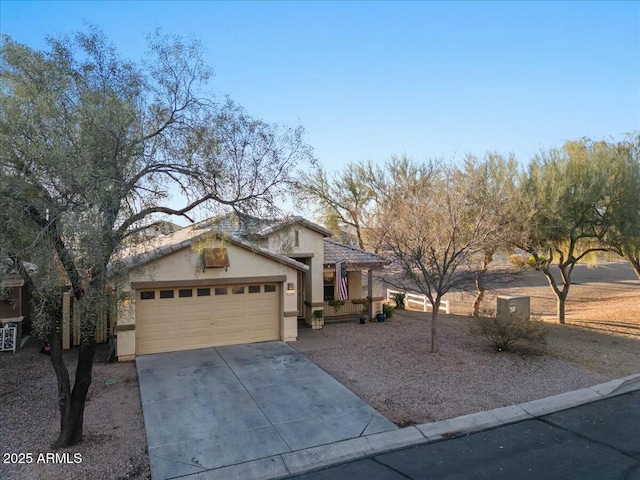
{"left": 497, "top": 295, "right": 530, "bottom": 321}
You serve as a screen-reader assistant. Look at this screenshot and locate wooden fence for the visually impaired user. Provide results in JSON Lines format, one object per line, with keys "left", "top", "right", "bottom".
{"left": 61, "top": 292, "right": 113, "bottom": 349}
{"left": 387, "top": 288, "right": 450, "bottom": 314}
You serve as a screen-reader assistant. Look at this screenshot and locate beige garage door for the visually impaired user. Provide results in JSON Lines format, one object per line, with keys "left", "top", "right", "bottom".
{"left": 135, "top": 283, "right": 280, "bottom": 355}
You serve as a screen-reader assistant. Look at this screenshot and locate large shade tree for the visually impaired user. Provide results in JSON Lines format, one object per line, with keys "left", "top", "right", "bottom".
{"left": 0, "top": 29, "right": 314, "bottom": 447}
{"left": 295, "top": 155, "right": 435, "bottom": 250}
{"left": 461, "top": 153, "right": 523, "bottom": 317}
{"left": 516, "top": 140, "right": 622, "bottom": 324}
{"left": 295, "top": 161, "right": 377, "bottom": 249}
{"left": 605, "top": 135, "right": 640, "bottom": 280}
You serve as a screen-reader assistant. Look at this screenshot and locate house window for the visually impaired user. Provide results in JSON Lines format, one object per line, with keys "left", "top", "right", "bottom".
{"left": 264, "top": 284, "right": 276, "bottom": 293}
{"left": 214, "top": 287, "right": 227, "bottom": 295}
{"left": 232, "top": 286, "right": 244, "bottom": 294}
{"left": 248, "top": 285, "right": 261, "bottom": 294}
{"left": 140, "top": 291, "right": 155, "bottom": 300}
{"left": 178, "top": 289, "right": 193, "bottom": 298}
{"left": 159, "top": 290, "right": 174, "bottom": 299}
{"left": 294, "top": 230, "right": 300, "bottom": 247}
{"left": 197, "top": 288, "right": 211, "bottom": 297}
{"left": 323, "top": 272, "right": 335, "bottom": 301}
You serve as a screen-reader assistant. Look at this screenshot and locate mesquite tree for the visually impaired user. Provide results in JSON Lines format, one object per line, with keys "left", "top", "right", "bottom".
{"left": 376, "top": 162, "right": 509, "bottom": 353}
{"left": 0, "top": 29, "right": 313, "bottom": 447}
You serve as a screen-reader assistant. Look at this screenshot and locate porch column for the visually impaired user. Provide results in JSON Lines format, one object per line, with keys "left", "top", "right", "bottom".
{"left": 367, "top": 269, "right": 373, "bottom": 320}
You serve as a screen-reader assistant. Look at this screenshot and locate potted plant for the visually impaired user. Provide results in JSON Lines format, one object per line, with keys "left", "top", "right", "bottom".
{"left": 358, "top": 304, "right": 368, "bottom": 324}
{"left": 328, "top": 297, "right": 345, "bottom": 313}
{"left": 394, "top": 293, "right": 406, "bottom": 310}
{"left": 312, "top": 309, "right": 324, "bottom": 328}
{"left": 376, "top": 310, "right": 386, "bottom": 322}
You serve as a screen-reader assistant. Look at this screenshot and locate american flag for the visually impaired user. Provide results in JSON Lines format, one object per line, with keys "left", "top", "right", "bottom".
{"left": 336, "top": 260, "right": 348, "bottom": 300}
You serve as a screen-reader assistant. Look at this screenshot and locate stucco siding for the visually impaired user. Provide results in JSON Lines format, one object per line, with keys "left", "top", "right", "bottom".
{"left": 116, "top": 242, "right": 300, "bottom": 360}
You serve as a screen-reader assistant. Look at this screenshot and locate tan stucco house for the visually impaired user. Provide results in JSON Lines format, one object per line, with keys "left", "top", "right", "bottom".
{"left": 115, "top": 213, "right": 386, "bottom": 361}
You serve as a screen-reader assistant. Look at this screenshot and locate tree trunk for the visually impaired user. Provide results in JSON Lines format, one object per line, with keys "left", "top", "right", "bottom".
{"left": 624, "top": 250, "right": 640, "bottom": 281}
{"left": 49, "top": 315, "right": 71, "bottom": 439}
{"left": 472, "top": 290, "right": 484, "bottom": 318}
{"left": 473, "top": 251, "right": 493, "bottom": 317}
{"left": 430, "top": 298, "right": 441, "bottom": 354}
{"left": 52, "top": 339, "right": 96, "bottom": 448}
{"left": 556, "top": 295, "right": 566, "bottom": 324}
{"left": 539, "top": 264, "right": 570, "bottom": 325}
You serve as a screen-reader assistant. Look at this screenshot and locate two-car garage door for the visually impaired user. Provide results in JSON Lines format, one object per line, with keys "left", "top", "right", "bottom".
{"left": 135, "top": 282, "right": 280, "bottom": 355}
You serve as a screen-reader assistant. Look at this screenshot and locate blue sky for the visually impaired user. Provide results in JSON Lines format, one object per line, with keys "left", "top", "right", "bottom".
{"left": 2, "top": 0, "right": 639, "bottom": 173}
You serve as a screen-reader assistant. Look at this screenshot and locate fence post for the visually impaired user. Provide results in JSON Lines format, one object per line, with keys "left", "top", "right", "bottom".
{"left": 62, "top": 292, "right": 71, "bottom": 350}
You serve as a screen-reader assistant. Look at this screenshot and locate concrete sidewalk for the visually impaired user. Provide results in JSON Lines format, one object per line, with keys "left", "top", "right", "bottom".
{"left": 286, "top": 387, "right": 640, "bottom": 480}
{"left": 180, "top": 373, "right": 640, "bottom": 480}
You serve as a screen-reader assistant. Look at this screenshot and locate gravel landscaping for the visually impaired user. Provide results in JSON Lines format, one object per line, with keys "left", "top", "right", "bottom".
{"left": 0, "top": 342, "right": 150, "bottom": 480}
{"left": 304, "top": 310, "right": 639, "bottom": 426}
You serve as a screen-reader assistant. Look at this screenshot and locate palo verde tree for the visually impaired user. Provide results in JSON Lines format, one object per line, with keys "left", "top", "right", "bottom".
{"left": 296, "top": 155, "right": 435, "bottom": 250}
{"left": 517, "top": 139, "right": 621, "bottom": 324}
{"left": 376, "top": 161, "right": 509, "bottom": 353}
{"left": 461, "top": 153, "right": 523, "bottom": 317}
{"left": 0, "top": 29, "right": 313, "bottom": 447}
{"left": 605, "top": 134, "right": 640, "bottom": 280}
{"left": 295, "top": 161, "right": 377, "bottom": 249}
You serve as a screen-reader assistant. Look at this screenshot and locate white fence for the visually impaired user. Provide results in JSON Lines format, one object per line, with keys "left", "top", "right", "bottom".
{"left": 387, "top": 289, "right": 450, "bottom": 314}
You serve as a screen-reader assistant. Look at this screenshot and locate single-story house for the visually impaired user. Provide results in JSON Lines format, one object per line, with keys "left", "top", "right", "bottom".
{"left": 115, "top": 213, "right": 387, "bottom": 361}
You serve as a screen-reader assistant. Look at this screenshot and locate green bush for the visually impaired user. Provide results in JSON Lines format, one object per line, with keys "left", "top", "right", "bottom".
{"left": 383, "top": 303, "right": 395, "bottom": 318}
{"left": 474, "top": 312, "right": 547, "bottom": 353}
{"left": 394, "top": 293, "right": 406, "bottom": 309}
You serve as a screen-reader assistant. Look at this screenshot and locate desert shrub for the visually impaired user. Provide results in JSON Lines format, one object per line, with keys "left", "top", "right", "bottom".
{"left": 474, "top": 312, "right": 547, "bottom": 353}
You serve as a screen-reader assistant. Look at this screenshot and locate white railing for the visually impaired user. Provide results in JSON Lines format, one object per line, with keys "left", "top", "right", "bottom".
{"left": 387, "top": 289, "right": 450, "bottom": 314}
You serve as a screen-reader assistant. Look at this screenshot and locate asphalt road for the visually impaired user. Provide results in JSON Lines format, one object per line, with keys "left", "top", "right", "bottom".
{"left": 285, "top": 390, "right": 640, "bottom": 480}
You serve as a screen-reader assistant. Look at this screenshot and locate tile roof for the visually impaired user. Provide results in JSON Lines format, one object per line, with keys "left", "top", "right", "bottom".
{"left": 197, "top": 212, "right": 333, "bottom": 238}
{"left": 116, "top": 216, "right": 309, "bottom": 272}
{"left": 323, "top": 239, "right": 388, "bottom": 269}
{"left": 117, "top": 213, "right": 383, "bottom": 272}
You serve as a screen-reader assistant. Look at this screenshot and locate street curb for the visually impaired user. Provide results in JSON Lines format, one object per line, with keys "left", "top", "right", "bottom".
{"left": 184, "top": 373, "right": 640, "bottom": 480}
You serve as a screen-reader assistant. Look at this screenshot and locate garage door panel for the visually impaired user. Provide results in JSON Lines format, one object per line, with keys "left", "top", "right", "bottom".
{"left": 139, "top": 304, "right": 178, "bottom": 318}
{"left": 178, "top": 303, "right": 212, "bottom": 315}
{"left": 136, "top": 284, "right": 280, "bottom": 355}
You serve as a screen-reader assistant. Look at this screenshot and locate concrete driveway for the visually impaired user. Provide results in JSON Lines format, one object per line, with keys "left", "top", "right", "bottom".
{"left": 136, "top": 341, "right": 396, "bottom": 480}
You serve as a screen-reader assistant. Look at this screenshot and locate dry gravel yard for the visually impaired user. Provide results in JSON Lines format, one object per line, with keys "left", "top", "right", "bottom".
{"left": 305, "top": 310, "right": 640, "bottom": 426}
{"left": 0, "top": 343, "right": 150, "bottom": 480}
{"left": 1, "top": 262, "right": 638, "bottom": 479}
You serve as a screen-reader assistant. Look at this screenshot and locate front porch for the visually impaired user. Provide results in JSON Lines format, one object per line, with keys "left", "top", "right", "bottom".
{"left": 307, "top": 239, "right": 388, "bottom": 329}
